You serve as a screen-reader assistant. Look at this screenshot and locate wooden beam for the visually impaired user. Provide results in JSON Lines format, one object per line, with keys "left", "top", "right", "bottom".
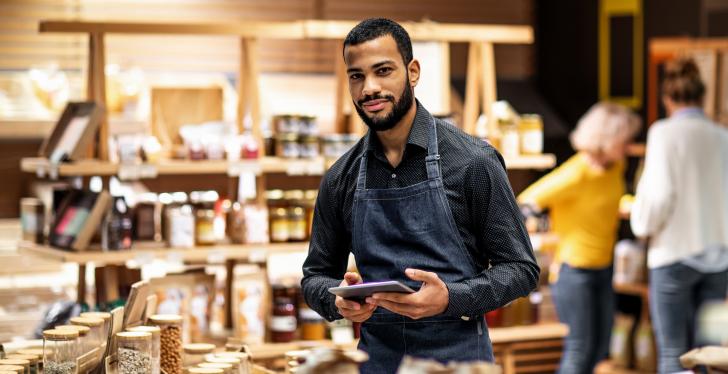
{"left": 87, "top": 32, "right": 108, "bottom": 160}
{"left": 480, "top": 42, "right": 497, "bottom": 122}
{"left": 333, "top": 46, "right": 349, "bottom": 134}
{"left": 650, "top": 37, "right": 728, "bottom": 54}
{"left": 463, "top": 42, "right": 482, "bottom": 134}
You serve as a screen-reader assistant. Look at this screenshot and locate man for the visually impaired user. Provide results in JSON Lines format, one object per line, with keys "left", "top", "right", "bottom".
{"left": 301, "top": 18, "right": 539, "bottom": 373}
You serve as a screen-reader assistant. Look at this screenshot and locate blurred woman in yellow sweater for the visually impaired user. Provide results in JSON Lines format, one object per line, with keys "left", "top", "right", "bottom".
{"left": 518, "top": 102, "right": 640, "bottom": 374}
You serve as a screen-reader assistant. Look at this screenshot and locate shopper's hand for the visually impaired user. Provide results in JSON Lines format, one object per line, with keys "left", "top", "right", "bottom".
{"left": 334, "top": 272, "right": 377, "bottom": 323}
{"left": 368, "top": 268, "right": 449, "bottom": 320}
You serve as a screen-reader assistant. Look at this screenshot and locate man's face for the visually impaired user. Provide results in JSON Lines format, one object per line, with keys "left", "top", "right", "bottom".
{"left": 344, "top": 35, "right": 415, "bottom": 132}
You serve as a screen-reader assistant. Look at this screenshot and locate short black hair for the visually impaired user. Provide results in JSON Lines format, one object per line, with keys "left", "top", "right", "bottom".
{"left": 343, "top": 18, "right": 413, "bottom": 65}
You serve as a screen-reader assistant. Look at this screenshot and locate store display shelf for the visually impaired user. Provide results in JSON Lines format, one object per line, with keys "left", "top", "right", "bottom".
{"left": 18, "top": 241, "right": 309, "bottom": 266}
{"left": 613, "top": 282, "right": 649, "bottom": 298}
{"left": 489, "top": 322, "right": 568, "bottom": 344}
{"left": 503, "top": 154, "right": 556, "bottom": 170}
{"left": 595, "top": 359, "right": 654, "bottom": 374}
{"left": 21, "top": 153, "right": 556, "bottom": 179}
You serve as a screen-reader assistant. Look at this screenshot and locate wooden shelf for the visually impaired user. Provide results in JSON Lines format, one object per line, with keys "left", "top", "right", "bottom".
{"left": 489, "top": 323, "right": 568, "bottom": 344}
{"left": 21, "top": 154, "right": 556, "bottom": 178}
{"left": 613, "top": 282, "right": 649, "bottom": 298}
{"left": 595, "top": 359, "right": 654, "bottom": 374}
{"left": 18, "top": 241, "right": 309, "bottom": 266}
{"left": 503, "top": 154, "right": 556, "bottom": 170}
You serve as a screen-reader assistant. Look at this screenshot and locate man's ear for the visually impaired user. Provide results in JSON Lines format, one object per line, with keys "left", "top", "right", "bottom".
{"left": 408, "top": 59, "right": 421, "bottom": 88}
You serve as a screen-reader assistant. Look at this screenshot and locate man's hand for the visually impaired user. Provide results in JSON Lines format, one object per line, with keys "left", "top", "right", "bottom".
{"left": 334, "top": 272, "right": 377, "bottom": 322}
{"left": 368, "top": 268, "right": 449, "bottom": 320}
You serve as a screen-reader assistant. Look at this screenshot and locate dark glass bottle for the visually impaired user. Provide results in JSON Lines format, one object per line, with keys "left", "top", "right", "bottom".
{"left": 103, "top": 196, "right": 133, "bottom": 250}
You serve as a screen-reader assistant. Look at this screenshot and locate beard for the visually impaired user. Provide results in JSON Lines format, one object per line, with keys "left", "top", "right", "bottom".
{"left": 354, "top": 76, "right": 414, "bottom": 132}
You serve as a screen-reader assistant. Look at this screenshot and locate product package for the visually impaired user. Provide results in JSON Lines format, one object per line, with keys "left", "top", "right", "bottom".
{"left": 49, "top": 189, "right": 112, "bottom": 251}
{"left": 39, "top": 101, "right": 103, "bottom": 162}
{"left": 149, "top": 272, "right": 214, "bottom": 343}
{"left": 232, "top": 265, "right": 269, "bottom": 344}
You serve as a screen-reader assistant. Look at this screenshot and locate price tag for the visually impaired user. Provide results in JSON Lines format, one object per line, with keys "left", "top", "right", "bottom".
{"left": 118, "top": 163, "right": 158, "bottom": 181}
{"left": 227, "top": 160, "right": 262, "bottom": 177}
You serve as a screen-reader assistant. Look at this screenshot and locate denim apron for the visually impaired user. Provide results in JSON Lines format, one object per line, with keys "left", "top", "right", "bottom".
{"left": 352, "top": 116, "right": 493, "bottom": 373}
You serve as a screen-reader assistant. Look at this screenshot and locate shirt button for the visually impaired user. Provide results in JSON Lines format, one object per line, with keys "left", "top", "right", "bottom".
{"left": 391, "top": 173, "right": 397, "bottom": 179}
{"left": 461, "top": 316, "right": 470, "bottom": 321}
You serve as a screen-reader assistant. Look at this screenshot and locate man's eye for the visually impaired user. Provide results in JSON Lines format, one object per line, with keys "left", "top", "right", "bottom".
{"left": 377, "top": 67, "right": 392, "bottom": 75}
{"left": 349, "top": 74, "right": 363, "bottom": 80}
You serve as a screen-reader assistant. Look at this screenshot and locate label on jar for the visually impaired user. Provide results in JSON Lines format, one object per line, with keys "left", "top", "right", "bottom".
{"left": 196, "top": 221, "right": 216, "bottom": 243}
{"left": 270, "top": 316, "right": 297, "bottom": 332}
{"left": 501, "top": 131, "right": 520, "bottom": 158}
{"left": 271, "top": 220, "right": 289, "bottom": 242}
{"left": 521, "top": 130, "right": 543, "bottom": 155}
{"left": 289, "top": 220, "right": 307, "bottom": 241}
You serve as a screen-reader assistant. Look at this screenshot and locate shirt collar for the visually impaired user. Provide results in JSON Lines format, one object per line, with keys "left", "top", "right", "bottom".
{"left": 365, "top": 100, "right": 431, "bottom": 153}
{"left": 671, "top": 106, "right": 705, "bottom": 119}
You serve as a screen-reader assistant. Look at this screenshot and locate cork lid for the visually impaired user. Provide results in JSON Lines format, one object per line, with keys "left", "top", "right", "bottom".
{"left": 214, "top": 352, "right": 249, "bottom": 362}
{"left": 0, "top": 370, "right": 20, "bottom": 374}
{"left": 116, "top": 331, "right": 151, "bottom": 342}
{"left": 0, "top": 365, "right": 24, "bottom": 374}
{"left": 43, "top": 329, "right": 78, "bottom": 340}
{"left": 205, "top": 357, "right": 239, "bottom": 366}
{"left": 70, "top": 316, "right": 104, "bottom": 327}
{"left": 15, "top": 349, "right": 43, "bottom": 358}
{"left": 127, "top": 325, "right": 160, "bottom": 336}
{"left": 80, "top": 312, "right": 111, "bottom": 321}
{"left": 0, "top": 360, "right": 28, "bottom": 368}
{"left": 183, "top": 343, "right": 215, "bottom": 354}
{"left": 199, "top": 362, "right": 232, "bottom": 372}
{"left": 188, "top": 369, "right": 224, "bottom": 374}
{"left": 56, "top": 324, "right": 90, "bottom": 336}
{"left": 5, "top": 355, "right": 37, "bottom": 364}
{"left": 149, "top": 314, "right": 183, "bottom": 325}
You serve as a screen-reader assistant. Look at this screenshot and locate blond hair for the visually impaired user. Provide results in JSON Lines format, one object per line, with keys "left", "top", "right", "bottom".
{"left": 570, "top": 102, "right": 641, "bottom": 155}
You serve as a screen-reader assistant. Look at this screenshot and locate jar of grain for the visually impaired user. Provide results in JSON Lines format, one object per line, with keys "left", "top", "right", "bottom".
{"left": 117, "top": 331, "right": 152, "bottom": 374}
{"left": 149, "top": 314, "right": 183, "bottom": 374}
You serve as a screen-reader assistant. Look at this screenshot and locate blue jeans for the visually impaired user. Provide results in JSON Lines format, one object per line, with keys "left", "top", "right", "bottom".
{"left": 552, "top": 263, "right": 614, "bottom": 374}
{"left": 649, "top": 263, "right": 728, "bottom": 374}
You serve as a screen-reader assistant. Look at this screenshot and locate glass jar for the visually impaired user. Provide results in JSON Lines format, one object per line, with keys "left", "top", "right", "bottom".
{"left": 270, "top": 208, "right": 290, "bottom": 243}
{"left": 182, "top": 343, "right": 215, "bottom": 369}
{"left": 519, "top": 114, "right": 544, "bottom": 155}
{"left": 42, "top": 329, "right": 78, "bottom": 374}
{"left": 500, "top": 122, "right": 520, "bottom": 158}
{"left": 213, "top": 353, "right": 250, "bottom": 374}
{"left": 270, "top": 287, "right": 297, "bottom": 343}
{"left": 0, "top": 360, "right": 28, "bottom": 374}
{"left": 198, "top": 362, "right": 232, "bottom": 374}
{"left": 298, "top": 135, "right": 320, "bottom": 159}
{"left": 117, "top": 331, "right": 152, "bottom": 374}
{"left": 134, "top": 193, "right": 163, "bottom": 242}
{"left": 167, "top": 204, "right": 195, "bottom": 248}
{"left": 275, "top": 133, "right": 300, "bottom": 158}
{"left": 149, "top": 314, "right": 183, "bottom": 374}
{"left": 227, "top": 202, "right": 246, "bottom": 244}
{"left": 20, "top": 197, "right": 44, "bottom": 244}
{"left": 102, "top": 196, "right": 133, "bottom": 251}
{"left": 79, "top": 311, "right": 112, "bottom": 342}
{"left": 127, "top": 325, "right": 161, "bottom": 374}
{"left": 204, "top": 357, "right": 240, "bottom": 374}
{"left": 15, "top": 350, "right": 42, "bottom": 372}
{"left": 70, "top": 316, "right": 103, "bottom": 349}
{"left": 287, "top": 207, "right": 307, "bottom": 242}
{"left": 299, "top": 307, "right": 326, "bottom": 341}
{"left": 55, "top": 325, "right": 90, "bottom": 355}
{"left": 0, "top": 365, "right": 24, "bottom": 374}
{"left": 188, "top": 368, "right": 223, "bottom": 374}
{"left": 303, "top": 190, "right": 317, "bottom": 236}
{"left": 195, "top": 207, "right": 216, "bottom": 246}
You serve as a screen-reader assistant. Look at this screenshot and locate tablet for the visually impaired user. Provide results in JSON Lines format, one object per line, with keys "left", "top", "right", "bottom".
{"left": 328, "top": 280, "right": 416, "bottom": 302}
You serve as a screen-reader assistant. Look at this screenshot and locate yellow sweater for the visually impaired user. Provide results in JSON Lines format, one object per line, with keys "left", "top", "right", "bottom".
{"left": 518, "top": 153, "right": 623, "bottom": 270}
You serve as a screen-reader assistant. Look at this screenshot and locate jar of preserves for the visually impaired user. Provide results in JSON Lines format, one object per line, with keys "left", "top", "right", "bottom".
{"left": 117, "top": 331, "right": 152, "bottom": 374}
{"left": 275, "top": 133, "right": 300, "bottom": 158}
{"left": 42, "top": 329, "right": 78, "bottom": 374}
{"left": 519, "top": 114, "right": 544, "bottom": 155}
{"left": 20, "top": 197, "right": 44, "bottom": 244}
{"left": 55, "top": 325, "right": 90, "bottom": 356}
{"left": 299, "top": 307, "right": 326, "bottom": 341}
{"left": 299, "top": 135, "right": 320, "bottom": 159}
{"left": 167, "top": 204, "right": 195, "bottom": 248}
{"left": 127, "top": 325, "right": 161, "bottom": 374}
{"left": 149, "top": 314, "right": 183, "bottom": 374}
{"left": 183, "top": 343, "right": 215, "bottom": 370}
{"left": 195, "top": 208, "right": 216, "bottom": 246}
{"left": 270, "top": 208, "right": 290, "bottom": 243}
{"left": 500, "top": 121, "right": 520, "bottom": 158}
{"left": 270, "top": 286, "right": 297, "bottom": 343}
{"left": 287, "top": 207, "right": 307, "bottom": 242}
{"left": 134, "top": 193, "right": 163, "bottom": 242}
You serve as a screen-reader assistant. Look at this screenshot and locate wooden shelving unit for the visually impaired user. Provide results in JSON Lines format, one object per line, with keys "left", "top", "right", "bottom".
{"left": 491, "top": 323, "right": 568, "bottom": 374}
{"left": 18, "top": 241, "right": 309, "bottom": 266}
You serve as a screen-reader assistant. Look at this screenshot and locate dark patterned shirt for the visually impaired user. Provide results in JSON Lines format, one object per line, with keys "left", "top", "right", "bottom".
{"left": 301, "top": 102, "right": 540, "bottom": 321}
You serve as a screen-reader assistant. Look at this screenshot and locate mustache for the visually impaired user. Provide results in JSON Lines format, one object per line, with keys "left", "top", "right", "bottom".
{"left": 357, "top": 94, "right": 395, "bottom": 107}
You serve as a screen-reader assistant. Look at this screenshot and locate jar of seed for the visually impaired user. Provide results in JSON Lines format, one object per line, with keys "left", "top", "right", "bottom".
{"left": 117, "top": 331, "right": 152, "bottom": 374}
{"left": 213, "top": 352, "right": 251, "bottom": 374}
{"left": 127, "top": 325, "right": 161, "bottom": 374}
{"left": 183, "top": 343, "right": 215, "bottom": 369}
{"left": 198, "top": 362, "right": 232, "bottom": 374}
{"left": 0, "top": 360, "right": 28, "bottom": 374}
{"left": 79, "top": 312, "right": 112, "bottom": 340}
{"left": 5, "top": 355, "right": 38, "bottom": 374}
{"left": 15, "top": 351, "right": 42, "bottom": 371}
{"left": 0, "top": 365, "right": 24, "bottom": 374}
{"left": 70, "top": 316, "right": 104, "bottom": 349}
{"left": 42, "top": 329, "right": 78, "bottom": 374}
{"left": 204, "top": 357, "right": 241, "bottom": 374}
{"left": 149, "top": 314, "right": 183, "bottom": 374}
{"left": 188, "top": 368, "right": 223, "bottom": 374}
{"left": 55, "top": 325, "right": 90, "bottom": 355}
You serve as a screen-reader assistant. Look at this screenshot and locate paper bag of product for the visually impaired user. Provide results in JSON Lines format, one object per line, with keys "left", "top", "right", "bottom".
{"left": 634, "top": 319, "right": 656, "bottom": 372}
{"left": 610, "top": 313, "right": 636, "bottom": 367}
{"left": 296, "top": 348, "right": 368, "bottom": 374}
{"left": 680, "top": 347, "right": 728, "bottom": 373}
{"left": 397, "top": 356, "right": 502, "bottom": 374}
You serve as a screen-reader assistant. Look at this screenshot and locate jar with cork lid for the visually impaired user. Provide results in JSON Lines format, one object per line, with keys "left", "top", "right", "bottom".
{"left": 0, "top": 365, "right": 24, "bottom": 374}
{"left": 15, "top": 350, "right": 42, "bottom": 371}
{"left": 127, "top": 325, "right": 161, "bottom": 374}
{"left": 213, "top": 352, "right": 250, "bottom": 374}
{"left": 117, "top": 331, "right": 152, "bottom": 374}
{"left": 69, "top": 316, "right": 104, "bottom": 349}
{"left": 55, "top": 325, "right": 90, "bottom": 356}
{"left": 5, "top": 354, "right": 38, "bottom": 374}
{"left": 42, "top": 329, "right": 79, "bottom": 374}
{"left": 183, "top": 343, "right": 215, "bottom": 369}
{"left": 79, "top": 311, "right": 111, "bottom": 340}
{"left": 188, "top": 368, "right": 223, "bottom": 374}
{"left": 149, "top": 314, "right": 183, "bottom": 374}
{"left": 204, "top": 356, "right": 241, "bottom": 374}
{"left": 198, "top": 362, "right": 232, "bottom": 374}
{"left": 0, "top": 360, "right": 28, "bottom": 374}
